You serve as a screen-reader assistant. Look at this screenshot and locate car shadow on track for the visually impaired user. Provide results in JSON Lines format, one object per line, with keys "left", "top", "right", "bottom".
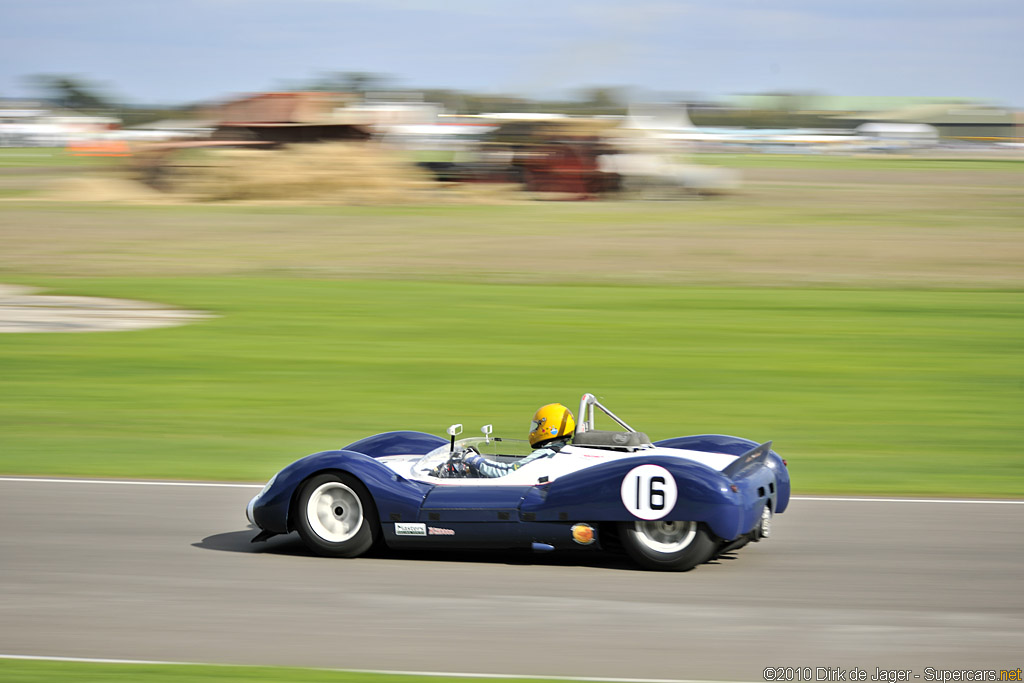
{"left": 193, "top": 527, "right": 648, "bottom": 571}
{"left": 193, "top": 528, "right": 311, "bottom": 557}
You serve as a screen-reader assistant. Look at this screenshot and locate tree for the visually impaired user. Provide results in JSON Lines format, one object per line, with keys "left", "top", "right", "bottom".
{"left": 26, "top": 74, "right": 117, "bottom": 112}
{"left": 291, "top": 71, "right": 395, "bottom": 96}
{"left": 574, "top": 86, "right": 628, "bottom": 115}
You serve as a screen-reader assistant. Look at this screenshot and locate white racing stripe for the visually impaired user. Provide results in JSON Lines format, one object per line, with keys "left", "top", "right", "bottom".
{"left": 0, "top": 476, "right": 1021, "bottom": 505}
{"left": 0, "top": 654, "right": 740, "bottom": 683}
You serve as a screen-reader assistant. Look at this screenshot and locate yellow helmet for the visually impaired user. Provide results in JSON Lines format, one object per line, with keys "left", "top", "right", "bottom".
{"left": 529, "top": 403, "right": 576, "bottom": 447}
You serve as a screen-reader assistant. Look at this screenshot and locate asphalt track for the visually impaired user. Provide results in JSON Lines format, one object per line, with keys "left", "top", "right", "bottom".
{"left": 1, "top": 478, "right": 1021, "bottom": 681}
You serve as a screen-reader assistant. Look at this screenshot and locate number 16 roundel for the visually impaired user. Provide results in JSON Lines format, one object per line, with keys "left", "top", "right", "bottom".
{"left": 620, "top": 464, "right": 678, "bottom": 520}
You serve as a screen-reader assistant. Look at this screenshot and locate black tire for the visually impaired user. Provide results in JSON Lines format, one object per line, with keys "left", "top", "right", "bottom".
{"left": 619, "top": 520, "right": 717, "bottom": 571}
{"left": 294, "top": 472, "right": 379, "bottom": 558}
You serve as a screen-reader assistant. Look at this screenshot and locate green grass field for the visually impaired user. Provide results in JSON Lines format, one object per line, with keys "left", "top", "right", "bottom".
{"left": 1, "top": 151, "right": 1022, "bottom": 496}
{"left": 1, "top": 277, "right": 1021, "bottom": 495}
{"left": 0, "top": 659, "right": 552, "bottom": 683}
{"left": 0, "top": 148, "right": 120, "bottom": 169}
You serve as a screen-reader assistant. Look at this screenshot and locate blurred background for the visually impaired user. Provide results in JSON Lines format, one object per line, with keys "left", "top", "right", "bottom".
{"left": 2, "top": 4, "right": 1024, "bottom": 683}
{"left": 1, "top": 0, "right": 1022, "bottom": 496}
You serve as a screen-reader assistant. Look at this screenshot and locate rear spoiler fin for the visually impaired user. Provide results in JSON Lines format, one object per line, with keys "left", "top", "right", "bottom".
{"left": 722, "top": 440, "right": 772, "bottom": 478}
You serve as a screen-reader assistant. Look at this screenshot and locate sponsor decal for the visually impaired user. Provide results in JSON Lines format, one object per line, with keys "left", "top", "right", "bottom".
{"left": 571, "top": 523, "right": 596, "bottom": 545}
{"left": 620, "top": 464, "right": 678, "bottom": 520}
{"left": 427, "top": 526, "right": 455, "bottom": 536}
{"left": 394, "top": 522, "right": 427, "bottom": 536}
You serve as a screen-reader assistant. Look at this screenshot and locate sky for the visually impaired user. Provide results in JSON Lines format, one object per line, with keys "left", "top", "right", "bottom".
{"left": 2, "top": 0, "right": 1022, "bottom": 108}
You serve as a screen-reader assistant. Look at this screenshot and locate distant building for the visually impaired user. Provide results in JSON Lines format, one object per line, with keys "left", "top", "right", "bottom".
{"left": 723, "top": 95, "right": 1019, "bottom": 141}
{"left": 841, "top": 104, "right": 1019, "bottom": 141}
{"left": 202, "top": 92, "right": 372, "bottom": 144}
{"left": 724, "top": 94, "right": 978, "bottom": 113}
{"left": 0, "top": 100, "right": 120, "bottom": 147}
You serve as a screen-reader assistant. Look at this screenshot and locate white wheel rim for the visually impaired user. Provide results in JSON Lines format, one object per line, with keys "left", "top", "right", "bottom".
{"left": 632, "top": 520, "right": 697, "bottom": 553}
{"left": 306, "top": 482, "right": 363, "bottom": 543}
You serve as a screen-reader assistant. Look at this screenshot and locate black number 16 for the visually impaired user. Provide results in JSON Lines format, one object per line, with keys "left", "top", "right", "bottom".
{"left": 636, "top": 475, "right": 666, "bottom": 510}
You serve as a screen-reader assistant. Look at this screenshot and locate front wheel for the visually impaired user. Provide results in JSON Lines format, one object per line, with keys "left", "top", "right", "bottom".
{"left": 620, "top": 520, "right": 716, "bottom": 571}
{"left": 295, "top": 473, "right": 378, "bottom": 558}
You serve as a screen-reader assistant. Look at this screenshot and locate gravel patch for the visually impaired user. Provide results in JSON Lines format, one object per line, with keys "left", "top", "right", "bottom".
{"left": 0, "top": 285, "right": 214, "bottom": 333}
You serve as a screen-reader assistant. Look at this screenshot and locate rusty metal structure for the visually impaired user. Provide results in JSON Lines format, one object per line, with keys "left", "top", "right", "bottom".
{"left": 203, "top": 92, "right": 372, "bottom": 144}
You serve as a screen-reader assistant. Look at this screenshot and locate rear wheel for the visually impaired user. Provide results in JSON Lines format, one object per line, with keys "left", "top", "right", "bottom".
{"left": 620, "top": 520, "right": 716, "bottom": 571}
{"left": 295, "top": 473, "right": 378, "bottom": 557}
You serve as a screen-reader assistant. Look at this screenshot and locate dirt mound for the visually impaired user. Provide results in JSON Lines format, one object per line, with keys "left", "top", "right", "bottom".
{"left": 173, "top": 141, "right": 518, "bottom": 205}
{"left": 40, "top": 142, "right": 528, "bottom": 205}
{"left": 180, "top": 142, "right": 432, "bottom": 203}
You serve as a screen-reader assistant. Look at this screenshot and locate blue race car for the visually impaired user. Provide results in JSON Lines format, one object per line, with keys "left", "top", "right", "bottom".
{"left": 246, "top": 393, "right": 790, "bottom": 571}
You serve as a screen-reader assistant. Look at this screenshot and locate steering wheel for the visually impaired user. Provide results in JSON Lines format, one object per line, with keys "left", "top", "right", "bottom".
{"left": 433, "top": 446, "right": 480, "bottom": 478}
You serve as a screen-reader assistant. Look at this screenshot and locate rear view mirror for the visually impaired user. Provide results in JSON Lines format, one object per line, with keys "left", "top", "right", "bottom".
{"left": 447, "top": 423, "right": 463, "bottom": 452}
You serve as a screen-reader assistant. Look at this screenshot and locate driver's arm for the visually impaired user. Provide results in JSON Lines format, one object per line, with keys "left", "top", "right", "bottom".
{"left": 464, "top": 446, "right": 558, "bottom": 478}
{"left": 463, "top": 452, "right": 514, "bottom": 478}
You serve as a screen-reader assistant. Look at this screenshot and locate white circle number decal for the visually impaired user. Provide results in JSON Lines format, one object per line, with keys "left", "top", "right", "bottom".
{"left": 621, "top": 465, "right": 677, "bottom": 520}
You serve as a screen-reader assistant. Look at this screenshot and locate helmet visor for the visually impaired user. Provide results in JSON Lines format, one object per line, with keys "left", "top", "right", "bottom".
{"left": 530, "top": 418, "right": 545, "bottom": 433}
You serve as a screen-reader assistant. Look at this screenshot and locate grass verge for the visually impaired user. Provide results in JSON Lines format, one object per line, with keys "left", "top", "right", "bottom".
{"left": 0, "top": 659, "right": 559, "bottom": 683}
{"left": 0, "top": 147, "right": 121, "bottom": 169}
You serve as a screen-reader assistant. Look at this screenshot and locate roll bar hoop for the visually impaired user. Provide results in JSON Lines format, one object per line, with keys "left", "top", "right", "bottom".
{"left": 575, "top": 393, "right": 636, "bottom": 435}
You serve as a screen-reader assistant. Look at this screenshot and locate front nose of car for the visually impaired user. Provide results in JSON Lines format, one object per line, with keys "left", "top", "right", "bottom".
{"left": 246, "top": 494, "right": 258, "bottom": 525}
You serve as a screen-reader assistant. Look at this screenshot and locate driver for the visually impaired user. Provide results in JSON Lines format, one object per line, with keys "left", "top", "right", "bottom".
{"left": 463, "top": 403, "right": 575, "bottom": 478}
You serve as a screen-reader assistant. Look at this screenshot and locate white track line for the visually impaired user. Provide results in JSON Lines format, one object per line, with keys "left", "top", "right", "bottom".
{"left": 0, "top": 477, "right": 260, "bottom": 488}
{"left": 0, "top": 653, "right": 735, "bottom": 683}
{"left": 348, "top": 669, "right": 723, "bottom": 683}
{"left": 349, "top": 669, "right": 739, "bottom": 682}
{"left": 0, "top": 654, "right": 181, "bottom": 665}
{"left": 793, "top": 495, "right": 1024, "bottom": 505}
{"left": 0, "top": 477, "right": 1021, "bottom": 504}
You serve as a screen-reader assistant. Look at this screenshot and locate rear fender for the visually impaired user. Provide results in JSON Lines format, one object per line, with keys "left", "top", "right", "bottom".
{"left": 656, "top": 434, "right": 790, "bottom": 513}
{"left": 520, "top": 456, "right": 746, "bottom": 540}
{"left": 728, "top": 460, "right": 778, "bottom": 536}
